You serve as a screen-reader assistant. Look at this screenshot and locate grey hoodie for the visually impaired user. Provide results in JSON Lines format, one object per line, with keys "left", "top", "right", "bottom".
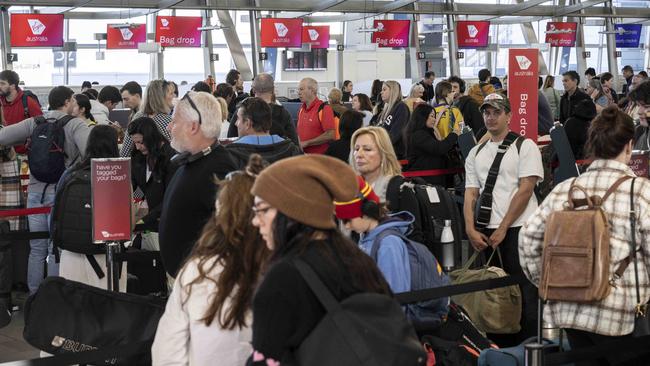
{"left": 0, "top": 110, "right": 91, "bottom": 194}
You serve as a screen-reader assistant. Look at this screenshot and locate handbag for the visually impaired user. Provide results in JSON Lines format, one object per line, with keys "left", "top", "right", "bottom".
{"left": 449, "top": 249, "right": 522, "bottom": 334}
{"left": 23, "top": 277, "right": 166, "bottom": 365}
{"left": 629, "top": 179, "right": 650, "bottom": 337}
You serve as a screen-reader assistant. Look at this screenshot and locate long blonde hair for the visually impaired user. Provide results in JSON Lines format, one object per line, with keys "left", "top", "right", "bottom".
{"left": 377, "top": 80, "right": 403, "bottom": 123}
{"left": 349, "top": 126, "right": 402, "bottom": 178}
{"left": 142, "top": 79, "right": 172, "bottom": 116}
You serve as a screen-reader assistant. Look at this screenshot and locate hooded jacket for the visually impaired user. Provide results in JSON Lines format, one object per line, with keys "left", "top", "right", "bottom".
{"left": 564, "top": 99, "right": 597, "bottom": 160}
{"left": 226, "top": 135, "right": 302, "bottom": 169}
{"left": 358, "top": 211, "right": 414, "bottom": 294}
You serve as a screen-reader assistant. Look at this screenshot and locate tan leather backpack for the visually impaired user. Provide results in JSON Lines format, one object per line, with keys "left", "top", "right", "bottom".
{"left": 540, "top": 176, "right": 631, "bottom": 302}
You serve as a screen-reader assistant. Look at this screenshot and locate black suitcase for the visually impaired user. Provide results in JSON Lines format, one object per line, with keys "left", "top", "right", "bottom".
{"left": 125, "top": 247, "right": 167, "bottom": 296}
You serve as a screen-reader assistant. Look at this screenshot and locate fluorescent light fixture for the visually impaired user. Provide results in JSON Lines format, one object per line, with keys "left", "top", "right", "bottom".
{"left": 599, "top": 29, "right": 629, "bottom": 35}
{"left": 357, "top": 27, "right": 378, "bottom": 33}
{"left": 110, "top": 23, "right": 133, "bottom": 29}
{"left": 545, "top": 28, "right": 576, "bottom": 34}
{"left": 197, "top": 25, "right": 228, "bottom": 31}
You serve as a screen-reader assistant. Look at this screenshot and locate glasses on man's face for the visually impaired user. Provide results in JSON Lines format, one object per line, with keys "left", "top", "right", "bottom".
{"left": 182, "top": 92, "right": 203, "bottom": 125}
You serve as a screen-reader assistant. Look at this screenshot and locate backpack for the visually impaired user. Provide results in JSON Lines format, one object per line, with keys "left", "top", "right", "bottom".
{"left": 22, "top": 90, "right": 41, "bottom": 118}
{"left": 299, "top": 101, "right": 341, "bottom": 140}
{"left": 26, "top": 115, "right": 73, "bottom": 184}
{"left": 387, "top": 177, "right": 464, "bottom": 268}
{"left": 468, "top": 83, "right": 495, "bottom": 106}
{"left": 371, "top": 227, "right": 451, "bottom": 330}
{"left": 50, "top": 168, "right": 106, "bottom": 278}
{"left": 539, "top": 176, "right": 631, "bottom": 303}
{"left": 293, "top": 259, "right": 427, "bottom": 366}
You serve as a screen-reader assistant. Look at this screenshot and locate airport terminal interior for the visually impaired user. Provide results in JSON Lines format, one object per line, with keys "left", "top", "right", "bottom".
{"left": 0, "top": 0, "right": 649, "bottom": 365}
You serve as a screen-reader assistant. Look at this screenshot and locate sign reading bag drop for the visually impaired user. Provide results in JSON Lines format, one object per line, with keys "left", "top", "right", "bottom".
{"left": 302, "top": 25, "right": 330, "bottom": 49}
{"left": 456, "top": 21, "right": 490, "bottom": 48}
{"left": 545, "top": 22, "right": 577, "bottom": 47}
{"left": 91, "top": 158, "right": 132, "bottom": 243}
{"left": 155, "top": 16, "right": 202, "bottom": 48}
{"left": 508, "top": 49, "right": 539, "bottom": 141}
{"left": 372, "top": 20, "right": 410, "bottom": 48}
{"left": 107, "top": 24, "right": 146, "bottom": 49}
{"left": 261, "top": 18, "right": 303, "bottom": 48}
{"left": 10, "top": 14, "right": 64, "bottom": 47}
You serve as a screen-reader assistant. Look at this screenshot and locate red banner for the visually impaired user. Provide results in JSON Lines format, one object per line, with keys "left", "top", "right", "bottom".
{"left": 106, "top": 24, "right": 146, "bottom": 49}
{"left": 372, "top": 20, "right": 410, "bottom": 48}
{"left": 91, "top": 158, "right": 132, "bottom": 242}
{"left": 261, "top": 18, "right": 303, "bottom": 48}
{"left": 629, "top": 151, "right": 649, "bottom": 178}
{"left": 155, "top": 16, "right": 202, "bottom": 48}
{"left": 10, "top": 14, "right": 64, "bottom": 47}
{"left": 302, "top": 25, "right": 330, "bottom": 49}
{"left": 545, "top": 22, "right": 577, "bottom": 47}
{"left": 508, "top": 49, "right": 539, "bottom": 141}
{"left": 456, "top": 21, "right": 490, "bottom": 49}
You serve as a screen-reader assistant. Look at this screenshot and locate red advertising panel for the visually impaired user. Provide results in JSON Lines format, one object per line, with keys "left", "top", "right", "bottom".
{"left": 106, "top": 24, "right": 146, "bottom": 49}
{"left": 545, "top": 22, "right": 577, "bottom": 47}
{"left": 261, "top": 18, "right": 303, "bottom": 48}
{"left": 155, "top": 16, "right": 202, "bottom": 48}
{"left": 92, "top": 158, "right": 132, "bottom": 243}
{"left": 456, "top": 21, "right": 490, "bottom": 49}
{"left": 629, "top": 151, "right": 649, "bottom": 178}
{"left": 302, "top": 25, "right": 330, "bottom": 49}
{"left": 10, "top": 14, "right": 64, "bottom": 47}
{"left": 372, "top": 20, "right": 410, "bottom": 48}
{"left": 508, "top": 49, "right": 539, "bottom": 141}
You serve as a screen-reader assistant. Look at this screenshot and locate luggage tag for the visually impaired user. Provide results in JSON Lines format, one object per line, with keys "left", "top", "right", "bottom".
{"left": 425, "top": 186, "right": 440, "bottom": 203}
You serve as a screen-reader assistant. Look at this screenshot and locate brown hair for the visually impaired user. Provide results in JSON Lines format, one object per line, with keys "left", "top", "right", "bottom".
{"left": 585, "top": 106, "right": 635, "bottom": 160}
{"left": 353, "top": 93, "right": 373, "bottom": 112}
{"left": 181, "top": 154, "right": 270, "bottom": 330}
{"left": 543, "top": 75, "right": 555, "bottom": 90}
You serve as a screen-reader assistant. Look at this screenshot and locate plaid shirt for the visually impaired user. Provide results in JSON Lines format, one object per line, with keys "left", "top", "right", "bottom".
{"left": 0, "top": 148, "right": 26, "bottom": 230}
{"left": 519, "top": 159, "right": 650, "bottom": 336}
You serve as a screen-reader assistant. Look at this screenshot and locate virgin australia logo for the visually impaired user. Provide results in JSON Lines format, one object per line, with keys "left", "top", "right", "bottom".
{"left": 27, "top": 19, "right": 46, "bottom": 35}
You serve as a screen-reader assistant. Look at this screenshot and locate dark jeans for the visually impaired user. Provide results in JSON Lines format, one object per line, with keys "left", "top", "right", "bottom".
{"left": 565, "top": 328, "right": 648, "bottom": 366}
{"left": 483, "top": 226, "right": 539, "bottom": 347}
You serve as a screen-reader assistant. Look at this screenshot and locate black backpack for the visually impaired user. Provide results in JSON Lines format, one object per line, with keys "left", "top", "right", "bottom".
{"left": 22, "top": 90, "right": 41, "bottom": 118}
{"left": 27, "top": 115, "right": 73, "bottom": 184}
{"left": 50, "top": 168, "right": 106, "bottom": 278}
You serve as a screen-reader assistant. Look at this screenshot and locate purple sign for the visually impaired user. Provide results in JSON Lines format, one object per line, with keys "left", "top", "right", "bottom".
{"left": 615, "top": 24, "right": 642, "bottom": 48}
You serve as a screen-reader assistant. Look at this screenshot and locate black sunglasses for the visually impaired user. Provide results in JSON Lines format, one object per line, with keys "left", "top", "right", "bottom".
{"left": 182, "top": 92, "right": 203, "bottom": 125}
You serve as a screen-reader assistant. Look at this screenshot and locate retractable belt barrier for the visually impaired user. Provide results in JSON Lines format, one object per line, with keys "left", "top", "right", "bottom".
{"left": 0, "top": 207, "right": 51, "bottom": 218}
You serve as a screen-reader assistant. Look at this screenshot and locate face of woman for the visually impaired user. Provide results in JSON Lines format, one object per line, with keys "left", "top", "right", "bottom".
{"left": 343, "top": 217, "right": 374, "bottom": 234}
{"left": 416, "top": 89, "right": 424, "bottom": 99}
{"left": 71, "top": 103, "right": 82, "bottom": 118}
{"left": 603, "top": 79, "right": 612, "bottom": 88}
{"left": 353, "top": 133, "right": 382, "bottom": 177}
{"left": 251, "top": 197, "right": 278, "bottom": 250}
{"left": 425, "top": 111, "right": 437, "bottom": 129}
{"left": 380, "top": 84, "right": 390, "bottom": 102}
{"left": 132, "top": 133, "right": 148, "bottom": 155}
{"left": 352, "top": 96, "right": 361, "bottom": 111}
{"left": 165, "top": 86, "right": 175, "bottom": 109}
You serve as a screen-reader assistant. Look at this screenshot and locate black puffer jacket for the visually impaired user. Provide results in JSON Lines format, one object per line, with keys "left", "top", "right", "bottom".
{"left": 564, "top": 99, "right": 597, "bottom": 160}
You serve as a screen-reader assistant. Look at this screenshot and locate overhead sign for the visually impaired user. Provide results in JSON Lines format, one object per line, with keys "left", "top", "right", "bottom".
{"left": 508, "top": 49, "right": 539, "bottom": 141}
{"left": 302, "top": 25, "right": 330, "bottom": 49}
{"left": 372, "top": 20, "right": 410, "bottom": 48}
{"left": 10, "top": 14, "right": 64, "bottom": 47}
{"left": 456, "top": 21, "right": 490, "bottom": 48}
{"left": 260, "top": 18, "right": 303, "bottom": 48}
{"left": 545, "top": 22, "right": 577, "bottom": 47}
{"left": 629, "top": 151, "right": 649, "bottom": 178}
{"left": 155, "top": 16, "right": 202, "bottom": 48}
{"left": 91, "top": 158, "right": 132, "bottom": 243}
{"left": 106, "top": 24, "right": 146, "bottom": 49}
{"left": 615, "top": 24, "right": 642, "bottom": 48}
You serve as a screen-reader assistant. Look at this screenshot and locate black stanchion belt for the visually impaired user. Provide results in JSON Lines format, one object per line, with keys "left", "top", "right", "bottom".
{"left": 395, "top": 274, "right": 525, "bottom": 305}
{"left": 0, "top": 231, "right": 50, "bottom": 241}
{"left": 0, "top": 340, "right": 152, "bottom": 366}
{"left": 546, "top": 334, "right": 650, "bottom": 365}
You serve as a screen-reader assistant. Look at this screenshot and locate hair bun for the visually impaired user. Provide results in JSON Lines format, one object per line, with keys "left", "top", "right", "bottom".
{"left": 246, "top": 154, "right": 268, "bottom": 177}
{"left": 600, "top": 105, "right": 619, "bottom": 123}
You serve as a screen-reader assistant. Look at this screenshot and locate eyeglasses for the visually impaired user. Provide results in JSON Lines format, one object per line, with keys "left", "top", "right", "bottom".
{"left": 182, "top": 92, "right": 203, "bottom": 125}
{"left": 252, "top": 205, "right": 273, "bottom": 219}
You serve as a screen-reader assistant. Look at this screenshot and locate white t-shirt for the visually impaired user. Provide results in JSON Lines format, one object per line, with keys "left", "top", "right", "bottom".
{"left": 465, "top": 136, "right": 544, "bottom": 229}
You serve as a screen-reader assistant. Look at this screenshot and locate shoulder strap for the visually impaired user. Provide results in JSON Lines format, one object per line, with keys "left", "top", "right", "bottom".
{"left": 56, "top": 114, "right": 74, "bottom": 127}
{"left": 602, "top": 175, "right": 632, "bottom": 202}
{"left": 612, "top": 178, "right": 639, "bottom": 288}
{"left": 475, "top": 140, "right": 489, "bottom": 156}
{"left": 33, "top": 115, "right": 46, "bottom": 125}
{"left": 475, "top": 131, "right": 520, "bottom": 230}
{"left": 293, "top": 259, "right": 340, "bottom": 313}
{"left": 515, "top": 135, "right": 525, "bottom": 153}
{"left": 22, "top": 93, "right": 29, "bottom": 118}
{"left": 370, "top": 228, "right": 407, "bottom": 262}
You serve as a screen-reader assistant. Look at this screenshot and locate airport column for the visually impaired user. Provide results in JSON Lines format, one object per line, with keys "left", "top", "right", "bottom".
{"left": 604, "top": 1, "right": 620, "bottom": 86}
{"left": 0, "top": 7, "right": 11, "bottom": 71}
{"left": 445, "top": 0, "right": 460, "bottom": 77}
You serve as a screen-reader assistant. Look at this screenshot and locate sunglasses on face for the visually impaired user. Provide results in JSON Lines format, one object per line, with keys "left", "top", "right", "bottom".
{"left": 182, "top": 92, "right": 203, "bottom": 125}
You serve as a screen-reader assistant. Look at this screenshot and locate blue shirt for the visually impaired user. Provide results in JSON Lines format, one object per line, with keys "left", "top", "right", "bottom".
{"left": 234, "top": 135, "right": 284, "bottom": 145}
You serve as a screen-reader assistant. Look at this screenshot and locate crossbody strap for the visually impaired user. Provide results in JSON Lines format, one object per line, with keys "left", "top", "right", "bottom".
{"left": 475, "top": 131, "right": 520, "bottom": 229}
{"left": 629, "top": 179, "right": 642, "bottom": 308}
{"left": 293, "top": 259, "right": 340, "bottom": 312}
{"left": 370, "top": 228, "right": 408, "bottom": 262}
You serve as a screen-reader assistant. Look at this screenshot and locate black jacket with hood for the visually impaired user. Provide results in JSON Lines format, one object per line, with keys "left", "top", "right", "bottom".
{"left": 226, "top": 138, "right": 302, "bottom": 169}
{"left": 564, "top": 99, "right": 597, "bottom": 160}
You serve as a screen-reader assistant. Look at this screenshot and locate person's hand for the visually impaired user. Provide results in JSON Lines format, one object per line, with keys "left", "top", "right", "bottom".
{"left": 488, "top": 227, "right": 507, "bottom": 249}
{"left": 452, "top": 121, "right": 462, "bottom": 135}
{"left": 300, "top": 140, "right": 310, "bottom": 149}
{"left": 468, "top": 228, "right": 490, "bottom": 251}
{"left": 590, "top": 89, "right": 599, "bottom": 99}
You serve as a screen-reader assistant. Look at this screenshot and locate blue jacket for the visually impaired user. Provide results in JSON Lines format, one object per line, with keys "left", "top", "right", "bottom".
{"left": 359, "top": 212, "right": 413, "bottom": 294}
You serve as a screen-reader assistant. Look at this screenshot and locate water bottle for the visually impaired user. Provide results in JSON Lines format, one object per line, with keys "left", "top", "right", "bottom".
{"left": 440, "top": 220, "right": 455, "bottom": 272}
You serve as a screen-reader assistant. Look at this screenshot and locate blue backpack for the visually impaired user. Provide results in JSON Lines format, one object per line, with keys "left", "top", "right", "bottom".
{"left": 371, "top": 228, "right": 451, "bottom": 329}
{"left": 27, "top": 115, "right": 73, "bottom": 184}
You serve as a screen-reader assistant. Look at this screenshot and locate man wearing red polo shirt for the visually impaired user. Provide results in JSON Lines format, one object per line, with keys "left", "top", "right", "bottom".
{"left": 0, "top": 70, "right": 43, "bottom": 153}
{"left": 297, "top": 78, "right": 335, "bottom": 154}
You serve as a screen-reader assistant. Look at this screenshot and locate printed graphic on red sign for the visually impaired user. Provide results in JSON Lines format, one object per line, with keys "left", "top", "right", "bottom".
{"left": 508, "top": 49, "right": 539, "bottom": 141}
{"left": 302, "top": 25, "right": 330, "bottom": 49}
{"left": 10, "top": 14, "right": 64, "bottom": 47}
{"left": 545, "top": 22, "right": 577, "bottom": 47}
{"left": 107, "top": 24, "right": 146, "bottom": 49}
{"left": 372, "top": 20, "right": 410, "bottom": 48}
{"left": 91, "top": 158, "right": 132, "bottom": 242}
{"left": 261, "top": 18, "right": 303, "bottom": 48}
{"left": 629, "top": 151, "right": 649, "bottom": 178}
{"left": 456, "top": 21, "right": 490, "bottom": 49}
{"left": 155, "top": 16, "right": 202, "bottom": 48}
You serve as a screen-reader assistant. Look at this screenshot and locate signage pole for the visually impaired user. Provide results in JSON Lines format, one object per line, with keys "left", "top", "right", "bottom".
{"left": 446, "top": 0, "right": 460, "bottom": 77}
{"left": 0, "top": 7, "right": 11, "bottom": 71}
{"left": 105, "top": 243, "right": 115, "bottom": 291}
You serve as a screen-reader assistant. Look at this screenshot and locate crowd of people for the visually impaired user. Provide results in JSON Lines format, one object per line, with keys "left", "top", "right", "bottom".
{"left": 0, "top": 63, "right": 648, "bottom": 365}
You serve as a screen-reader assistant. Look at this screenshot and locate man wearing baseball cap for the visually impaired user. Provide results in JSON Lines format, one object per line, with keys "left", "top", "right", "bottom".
{"left": 463, "top": 93, "right": 544, "bottom": 346}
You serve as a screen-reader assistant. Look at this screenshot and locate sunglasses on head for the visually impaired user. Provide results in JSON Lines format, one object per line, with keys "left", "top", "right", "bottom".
{"left": 182, "top": 92, "right": 203, "bottom": 125}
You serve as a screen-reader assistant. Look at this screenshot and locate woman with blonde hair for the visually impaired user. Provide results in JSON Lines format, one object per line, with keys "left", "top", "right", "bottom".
{"left": 215, "top": 97, "right": 230, "bottom": 139}
{"left": 372, "top": 80, "right": 410, "bottom": 158}
{"left": 152, "top": 155, "right": 270, "bottom": 366}
{"left": 121, "top": 79, "right": 174, "bottom": 156}
{"left": 542, "top": 75, "right": 562, "bottom": 121}
{"left": 404, "top": 84, "right": 425, "bottom": 112}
